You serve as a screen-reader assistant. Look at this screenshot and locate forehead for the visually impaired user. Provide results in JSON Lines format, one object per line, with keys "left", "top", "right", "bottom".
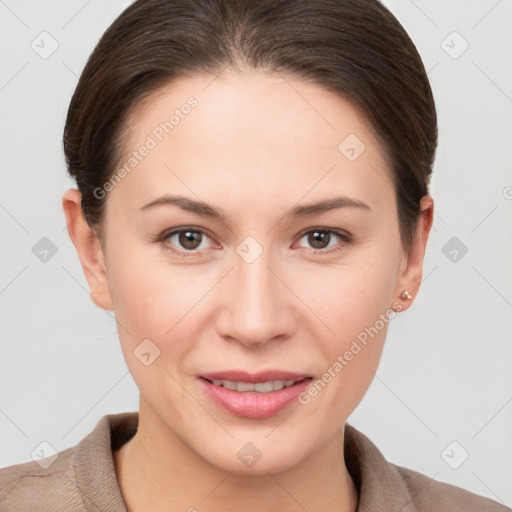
{"left": 108, "top": 70, "right": 395, "bottom": 215}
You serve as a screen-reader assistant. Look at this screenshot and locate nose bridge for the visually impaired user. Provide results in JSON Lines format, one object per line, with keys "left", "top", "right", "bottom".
{"left": 219, "top": 237, "right": 295, "bottom": 346}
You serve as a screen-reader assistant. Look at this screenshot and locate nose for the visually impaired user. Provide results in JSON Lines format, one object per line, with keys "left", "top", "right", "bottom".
{"left": 215, "top": 244, "right": 297, "bottom": 349}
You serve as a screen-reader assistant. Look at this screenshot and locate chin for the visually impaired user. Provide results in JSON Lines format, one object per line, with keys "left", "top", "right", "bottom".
{"left": 197, "top": 436, "right": 311, "bottom": 476}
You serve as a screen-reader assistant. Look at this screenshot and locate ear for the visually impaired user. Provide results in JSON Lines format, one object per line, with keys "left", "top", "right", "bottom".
{"left": 392, "top": 194, "right": 434, "bottom": 312}
{"left": 62, "top": 189, "right": 114, "bottom": 311}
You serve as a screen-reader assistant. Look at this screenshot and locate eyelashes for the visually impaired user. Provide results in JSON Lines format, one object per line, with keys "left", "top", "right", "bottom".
{"left": 155, "top": 226, "right": 353, "bottom": 258}
{"left": 293, "top": 227, "right": 353, "bottom": 254}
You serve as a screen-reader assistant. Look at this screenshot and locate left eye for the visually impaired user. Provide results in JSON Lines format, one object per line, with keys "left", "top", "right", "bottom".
{"left": 294, "top": 228, "right": 351, "bottom": 253}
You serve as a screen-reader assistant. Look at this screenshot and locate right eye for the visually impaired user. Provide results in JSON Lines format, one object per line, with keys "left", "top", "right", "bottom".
{"left": 157, "top": 227, "right": 217, "bottom": 257}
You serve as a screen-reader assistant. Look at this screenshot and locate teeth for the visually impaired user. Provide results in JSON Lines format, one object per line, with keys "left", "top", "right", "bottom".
{"left": 254, "top": 381, "right": 274, "bottom": 392}
{"left": 222, "top": 380, "right": 238, "bottom": 390}
{"left": 237, "top": 381, "right": 255, "bottom": 392}
{"left": 273, "top": 380, "right": 285, "bottom": 391}
{"left": 211, "top": 379, "right": 299, "bottom": 392}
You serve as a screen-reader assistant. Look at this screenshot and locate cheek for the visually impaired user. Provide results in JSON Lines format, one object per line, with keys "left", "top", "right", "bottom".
{"left": 303, "top": 247, "right": 398, "bottom": 346}
{"left": 297, "top": 273, "right": 393, "bottom": 426}
{"left": 297, "top": 241, "right": 398, "bottom": 401}
{"left": 106, "top": 259, "right": 197, "bottom": 405}
{"left": 105, "top": 240, "right": 172, "bottom": 343}
{"left": 307, "top": 274, "right": 392, "bottom": 383}
{"left": 106, "top": 241, "right": 214, "bottom": 370}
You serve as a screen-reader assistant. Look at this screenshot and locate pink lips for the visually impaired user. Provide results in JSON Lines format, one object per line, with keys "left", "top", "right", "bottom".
{"left": 199, "top": 370, "right": 313, "bottom": 419}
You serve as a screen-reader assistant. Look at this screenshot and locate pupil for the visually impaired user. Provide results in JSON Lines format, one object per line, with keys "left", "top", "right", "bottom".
{"left": 310, "top": 231, "right": 329, "bottom": 249}
{"left": 180, "top": 231, "right": 201, "bottom": 249}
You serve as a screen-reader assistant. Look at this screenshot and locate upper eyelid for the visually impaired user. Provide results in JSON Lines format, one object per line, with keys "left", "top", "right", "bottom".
{"left": 296, "top": 226, "right": 350, "bottom": 238}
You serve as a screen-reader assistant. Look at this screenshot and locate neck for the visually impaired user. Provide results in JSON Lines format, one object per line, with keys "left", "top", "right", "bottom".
{"left": 114, "top": 397, "right": 359, "bottom": 512}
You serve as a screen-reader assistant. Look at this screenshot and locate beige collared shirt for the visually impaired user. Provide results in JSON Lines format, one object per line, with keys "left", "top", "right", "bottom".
{"left": 0, "top": 412, "right": 509, "bottom": 511}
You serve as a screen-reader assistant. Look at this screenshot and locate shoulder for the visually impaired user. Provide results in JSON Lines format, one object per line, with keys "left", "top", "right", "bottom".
{"left": 394, "top": 464, "right": 511, "bottom": 511}
{"left": 343, "top": 423, "right": 510, "bottom": 511}
{"left": 0, "top": 446, "right": 86, "bottom": 511}
{"left": 0, "top": 412, "right": 135, "bottom": 512}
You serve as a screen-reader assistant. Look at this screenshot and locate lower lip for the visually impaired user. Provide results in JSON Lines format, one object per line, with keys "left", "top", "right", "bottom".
{"left": 199, "top": 378, "right": 312, "bottom": 419}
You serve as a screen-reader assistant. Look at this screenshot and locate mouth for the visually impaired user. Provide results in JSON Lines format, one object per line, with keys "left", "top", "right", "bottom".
{"left": 201, "top": 377, "right": 309, "bottom": 393}
{"left": 198, "top": 371, "right": 313, "bottom": 419}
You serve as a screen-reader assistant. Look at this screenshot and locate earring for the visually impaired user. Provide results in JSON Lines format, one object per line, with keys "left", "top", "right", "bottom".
{"left": 399, "top": 290, "right": 412, "bottom": 301}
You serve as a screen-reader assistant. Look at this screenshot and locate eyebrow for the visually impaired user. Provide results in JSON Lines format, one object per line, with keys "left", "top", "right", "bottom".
{"left": 140, "top": 194, "right": 371, "bottom": 220}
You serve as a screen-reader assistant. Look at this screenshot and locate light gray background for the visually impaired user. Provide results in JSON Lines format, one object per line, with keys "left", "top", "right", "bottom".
{"left": 1, "top": 0, "right": 511, "bottom": 506}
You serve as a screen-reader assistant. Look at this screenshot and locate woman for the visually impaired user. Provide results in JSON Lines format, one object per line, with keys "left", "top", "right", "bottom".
{"left": 0, "top": 0, "right": 508, "bottom": 510}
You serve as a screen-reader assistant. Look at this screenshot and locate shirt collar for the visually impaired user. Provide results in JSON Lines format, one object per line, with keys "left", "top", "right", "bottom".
{"left": 344, "top": 423, "right": 419, "bottom": 511}
{"left": 73, "top": 412, "right": 419, "bottom": 511}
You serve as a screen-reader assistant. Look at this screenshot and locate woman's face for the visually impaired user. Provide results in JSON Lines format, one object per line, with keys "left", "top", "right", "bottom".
{"left": 83, "top": 69, "right": 430, "bottom": 473}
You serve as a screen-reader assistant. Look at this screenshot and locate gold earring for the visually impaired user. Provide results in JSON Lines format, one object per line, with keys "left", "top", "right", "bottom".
{"left": 399, "top": 290, "right": 412, "bottom": 301}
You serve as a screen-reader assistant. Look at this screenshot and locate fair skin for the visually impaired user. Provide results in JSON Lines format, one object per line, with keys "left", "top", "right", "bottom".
{"left": 63, "top": 69, "right": 433, "bottom": 512}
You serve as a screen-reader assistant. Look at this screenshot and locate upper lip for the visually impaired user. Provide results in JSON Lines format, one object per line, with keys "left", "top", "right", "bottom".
{"left": 200, "top": 370, "right": 311, "bottom": 383}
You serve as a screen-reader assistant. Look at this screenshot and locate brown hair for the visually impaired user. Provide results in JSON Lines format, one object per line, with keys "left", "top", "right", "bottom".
{"left": 63, "top": 0, "right": 437, "bottom": 251}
